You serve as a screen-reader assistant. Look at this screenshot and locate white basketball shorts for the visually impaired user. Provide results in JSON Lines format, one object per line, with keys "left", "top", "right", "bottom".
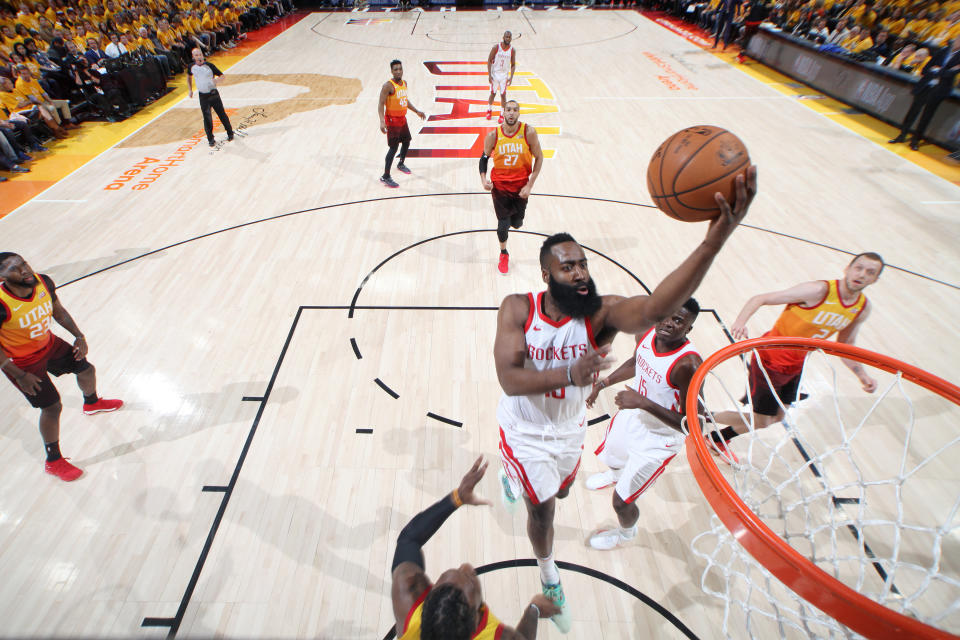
{"left": 595, "top": 409, "right": 683, "bottom": 504}
{"left": 490, "top": 73, "right": 509, "bottom": 95}
{"left": 499, "top": 414, "right": 585, "bottom": 505}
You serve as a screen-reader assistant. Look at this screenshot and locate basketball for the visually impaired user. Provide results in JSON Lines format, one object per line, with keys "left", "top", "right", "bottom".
{"left": 646, "top": 126, "right": 751, "bottom": 222}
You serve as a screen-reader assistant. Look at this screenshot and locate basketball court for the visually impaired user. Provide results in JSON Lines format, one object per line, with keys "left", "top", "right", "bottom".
{"left": 0, "top": 9, "right": 958, "bottom": 639}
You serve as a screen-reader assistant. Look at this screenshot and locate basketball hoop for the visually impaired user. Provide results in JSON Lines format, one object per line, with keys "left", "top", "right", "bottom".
{"left": 685, "top": 337, "right": 960, "bottom": 639}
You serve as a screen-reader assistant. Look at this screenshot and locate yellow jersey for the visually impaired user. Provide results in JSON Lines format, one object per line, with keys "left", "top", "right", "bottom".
{"left": 400, "top": 588, "right": 505, "bottom": 640}
{"left": 490, "top": 121, "right": 533, "bottom": 192}
{"left": 762, "top": 279, "right": 867, "bottom": 374}
{"left": 0, "top": 274, "right": 56, "bottom": 365}
{"left": 137, "top": 36, "right": 156, "bottom": 52}
{"left": 384, "top": 78, "right": 408, "bottom": 123}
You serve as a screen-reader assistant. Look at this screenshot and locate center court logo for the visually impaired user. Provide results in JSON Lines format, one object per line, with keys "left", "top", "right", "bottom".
{"left": 346, "top": 18, "right": 392, "bottom": 25}
{"left": 408, "top": 61, "right": 560, "bottom": 159}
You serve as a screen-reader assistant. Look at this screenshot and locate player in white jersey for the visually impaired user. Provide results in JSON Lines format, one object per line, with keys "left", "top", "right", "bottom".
{"left": 493, "top": 164, "right": 756, "bottom": 634}
{"left": 583, "top": 299, "right": 702, "bottom": 550}
{"left": 487, "top": 31, "right": 516, "bottom": 124}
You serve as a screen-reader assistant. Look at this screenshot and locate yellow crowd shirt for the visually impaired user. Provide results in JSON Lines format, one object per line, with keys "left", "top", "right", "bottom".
{"left": 14, "top": 77, "right": 46, "bottom": 103}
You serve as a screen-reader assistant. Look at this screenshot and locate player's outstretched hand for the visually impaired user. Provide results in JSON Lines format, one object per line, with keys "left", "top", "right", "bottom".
{"left": 859, "top": 372, "right": 878, "bottom": 393}
{"left": 571, "top": 345, "right": 611, "bottom": 387}
{"left": 457, "top": 456, "right": 492, "bottom": 507}
{"left": 528, "top": 594, "right": 562, "bottom": 619}
{"left": 707, "top": 164, "right": 757, "bottom": 247}
{"left": 730, "top": 321, "right": 749, "bottom": 341}
{"left": 585, "top": 381, "right": 603, "bottom": 409}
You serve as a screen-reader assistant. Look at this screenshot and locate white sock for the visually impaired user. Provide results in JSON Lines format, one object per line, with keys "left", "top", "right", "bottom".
{"left": 537, "top": 553, "right": 559, "bottom": 584}
{"left": 620, "top": 524, "right": 638, "bottom": 540}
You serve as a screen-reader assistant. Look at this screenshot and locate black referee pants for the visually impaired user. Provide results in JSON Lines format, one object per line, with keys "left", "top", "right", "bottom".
{"left": 199, "top": 89, "right": 233, "bottom": 143}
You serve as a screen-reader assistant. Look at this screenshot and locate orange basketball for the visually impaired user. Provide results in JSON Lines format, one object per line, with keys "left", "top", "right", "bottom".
{"left": 646, "top": 126, "right": 750, "bottom": 222}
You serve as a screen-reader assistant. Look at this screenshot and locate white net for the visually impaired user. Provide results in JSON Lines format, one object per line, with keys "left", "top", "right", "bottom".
{"left": 686, "top": 343, "right": 960, "bottom": 639}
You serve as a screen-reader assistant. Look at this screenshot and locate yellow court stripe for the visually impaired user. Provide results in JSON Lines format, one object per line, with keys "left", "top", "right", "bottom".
{"left": 717, "top": 49, "right": 960, "bottom": 184}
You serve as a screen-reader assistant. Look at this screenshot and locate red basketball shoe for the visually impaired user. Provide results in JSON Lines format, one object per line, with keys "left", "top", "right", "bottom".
{"left": 486, "top": 109, "right": 492, "bottom": 120}
{"left": 83, "top": 398, "right": 124, "bottom": 415}
{"left": 498, "top": 115, "right": 504, "bottom": 124}
{"left": 45, "top": 458, "right": 83, "bottom": 481}
{"left": 498, "top": 253, "right": 509, "bottom": 274}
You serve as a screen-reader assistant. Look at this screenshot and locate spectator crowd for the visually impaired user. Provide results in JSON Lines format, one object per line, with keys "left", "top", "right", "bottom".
{"left": 676, "top": 0, "right": 960, "bottom": 71}
{"left": 0, "top": 0, "right": 293, "bottom": 181}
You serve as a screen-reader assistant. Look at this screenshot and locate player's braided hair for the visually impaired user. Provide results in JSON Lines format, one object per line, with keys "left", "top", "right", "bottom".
{"left": 539, "top": 232, "right": 577, "bottom": 268}
{"left": 420, "top": 583, "right": 475, "bottom": 640}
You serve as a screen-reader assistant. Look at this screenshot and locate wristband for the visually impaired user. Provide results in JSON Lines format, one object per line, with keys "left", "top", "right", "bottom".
{"left": 598, "top": 378, "right": 607, "bottom": 389}
{"left": 451, "top": 489, "right": 462, "bottom": 508}
{"left": 566, "top": 364, "right": 574, "bottom": 386}
{"left": 529, "top": 603, "right": 540, "bottom": 618}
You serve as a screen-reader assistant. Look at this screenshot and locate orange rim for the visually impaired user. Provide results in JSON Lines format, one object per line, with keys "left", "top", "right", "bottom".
{"left": 686, "top": 337, "right": 960, "bottom": 640}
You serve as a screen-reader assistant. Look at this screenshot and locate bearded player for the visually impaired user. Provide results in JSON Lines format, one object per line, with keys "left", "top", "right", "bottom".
{"left": 582, "top": 299, "right": 704, "bottom": 550}
{"left": 480, "top": 100, "right": 543, "bottom": 275}
{"left": 493, "top": 166, "right": 757, "bottom": 632}
{"left": 0, "top": 253, "right": 123, "bottom": 481}
{"left": 710, "top": 252, "right": 883, "bottom": 453}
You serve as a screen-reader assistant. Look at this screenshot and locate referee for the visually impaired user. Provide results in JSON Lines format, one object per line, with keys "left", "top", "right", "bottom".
{"left": 187, "top": 48, "right": 234, "bottom": 148}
